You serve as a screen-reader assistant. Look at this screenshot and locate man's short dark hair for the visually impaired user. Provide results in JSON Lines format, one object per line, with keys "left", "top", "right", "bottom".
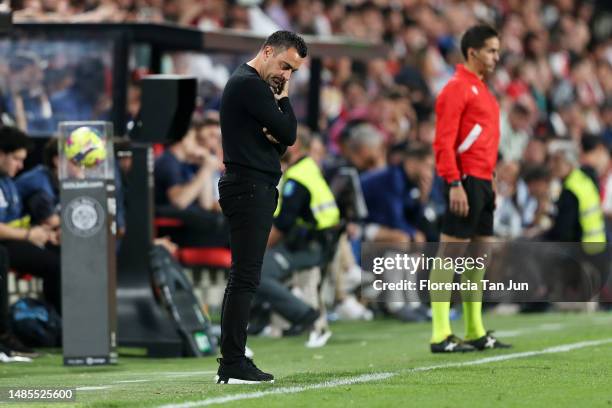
{"left": 460, "top": 24, "right": 499, "bottom": 60}
{"left": 202, "top": 117, "right": 220, "bottom": 128}
{"left": 522, "top": 165, "right": 551, "bottom": 184}
{"left": 581, "top": 133, "right": 605, "bottom": 154}
{"left": 511, "top": 103, "right": 530, "bottom": 117}
{"left": 404, "top": 142, "right": 433, "bottom": 161}
{"left": 341, "top": 76, "right": 366, "bottom": 94}
{"left": 43, "top": 137, "right": 59, "bottom": 168}
{"left": 263, "top": 31, "right": 308, "bottom": 58}
{"left": 0, "top": 126, "right": 33, "bottom": 153}
{"left": 191, "top": 115, "right": 219, "bottom": 130}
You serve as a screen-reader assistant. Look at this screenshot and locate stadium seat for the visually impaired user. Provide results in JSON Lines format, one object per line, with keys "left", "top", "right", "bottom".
{"left": 153, "top": 217, "right": 231, "bottom": 309}
{"left": 178, "top": 247, "right": 231, "bottom": 269}
{"left": 8, "top": 270, "right": 42, "bottom": 303}
{"left": 151, "top": 142, "right": 231, "bottom": 270}
{"left": 154, "top": 216, "right": 184, "bottom": 228}
{"left": 153, "top": 217, "right": 231, "bottom": 270}
{"left": 152, "top": 143, "right": 165, "bottom": 158}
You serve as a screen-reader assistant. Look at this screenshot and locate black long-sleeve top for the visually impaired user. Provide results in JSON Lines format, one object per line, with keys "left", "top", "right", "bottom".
{"left": 547, "top": 166, "right": 601, "bottom": 242}
{"left": 547, "top": 188, "right": 581, "bottom": 242}
{"left": 220, "top": 63, "right": 297, "bottom": 184}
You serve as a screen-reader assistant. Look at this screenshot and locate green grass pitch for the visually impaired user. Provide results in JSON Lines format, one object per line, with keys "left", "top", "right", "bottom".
{"left": 1, "top": 312, "right": 611, "bottom": 407}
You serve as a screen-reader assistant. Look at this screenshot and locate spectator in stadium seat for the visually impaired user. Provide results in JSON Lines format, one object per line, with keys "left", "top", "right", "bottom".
{"left": 361, "top": 142, "right": 442, "bottom": 242}
{"left": 341, "top": 123, "right": 387, "bottom": 173}
{"left": 359, "top": 142, "right": 441, "bottom": 321}
{"left": 15, "top": 138, "right": 60, "bottom": 228}
{"left": 522, "top": 138, "right": 548, "bottom": 167}
{"left": 154, "top": 120, "right": 229, "bottom": 247}
{"left": 193, "top": 115, "right": 225, "bottom": 208}
{"left": 0, "top": 126, "right": 61, "bottom": 321}
{"left": 521, "top": 166, "right": 554, "bottom": 237}
{"left": 494, "top": 164, "right": 552, "bottom": 239}
{"left": 499, "top": 103, "right": 532, "bottom": 162}
{"left": 15, "top": 137, "right": 126, "bottom": 235}
{"left": 493, "top": 160, "right": 522, "bottom": 239}
{"left": 5, "top": 52, "right": 54, "bottom": 134}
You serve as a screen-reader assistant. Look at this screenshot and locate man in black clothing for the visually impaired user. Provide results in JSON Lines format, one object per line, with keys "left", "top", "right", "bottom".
{"left": 216, "top": 31, "right": 306, "bottom": 384}
{"left": 547, "top": 142, "right": 605, "bottom": 242}
{"left": 545, "top": 142, "right": 609, "bottom": 304}
{"left": 580, "top": 134, "right": 609, "bottom": 190}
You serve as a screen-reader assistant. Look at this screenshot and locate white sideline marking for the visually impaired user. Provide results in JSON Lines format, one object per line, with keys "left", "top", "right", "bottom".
{"left": 407, "top": 339, "right": 612, "bottom": 373}
{"left": 159, "top": 373, "right": 394, "bottom": 408}
{"left": 74, "top": 371, "right": 217, "bottom": 393}
{"left": 166, "top": 371, "right": 217, "bottom": 378}
{"left": 495, "top": 322, "right": 566, "bottom": 338}
{"left": 158, "top": 338, "right": 612, "bottom": 408}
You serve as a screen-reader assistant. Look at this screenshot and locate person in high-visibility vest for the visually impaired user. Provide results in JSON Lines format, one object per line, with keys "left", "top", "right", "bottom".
{"left": 548, "top": 142, "right": 607, "bottom": 247}
{"left": 547, "top": 141, "right": 609, "bottom": 303}
{"left": 251, "top": 126, "right": 340, "bottom": 339}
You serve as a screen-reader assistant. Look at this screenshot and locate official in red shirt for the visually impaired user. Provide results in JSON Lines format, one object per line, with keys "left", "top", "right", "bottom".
{"left": 429, "top": 25, "right": 511, "bottom": 353}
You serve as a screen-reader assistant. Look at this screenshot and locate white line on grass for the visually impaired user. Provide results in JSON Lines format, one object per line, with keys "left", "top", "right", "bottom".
{"left": 407, "top": 339, "right": 612, "bottom": 373}
{"left": 158, "top": 338, "right": 612, "bottom": 408}
{"left": 495, "top": 322, "right": 566, "bottom": 338}
{"left": 159, "top": 373, "right": 394, "bottom": 408}
{"left": 74, "top": 371, "right": 217, "bottom": 393}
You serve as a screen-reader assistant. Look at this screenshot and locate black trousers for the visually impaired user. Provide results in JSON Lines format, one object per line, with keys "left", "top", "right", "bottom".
{"left": 0, "top": 240, "right": 61, "bottom": 315}
{"left": 218, "top": 173, "right": 278, "bottom": 363}
{"left": 0, "top": 245, "right": 9, "bottom": 333}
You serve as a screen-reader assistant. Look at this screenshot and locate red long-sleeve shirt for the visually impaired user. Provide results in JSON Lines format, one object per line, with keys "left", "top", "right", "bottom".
{"left": 433, "top": 65, "right": 500, "bottom": 183}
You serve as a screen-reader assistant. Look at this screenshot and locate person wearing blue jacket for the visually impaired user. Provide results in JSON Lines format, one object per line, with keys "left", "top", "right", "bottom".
{"left": 0, "top": 126, "right": 60, "bottom": 357}
{"left": 16, "top": 137, "right": 125, "bottom": 234}
{"left": 360, "top": 143, "right": 444, "bottom": 243}
{"left": 360, "top": 143, "right": 444, "bottom": 322}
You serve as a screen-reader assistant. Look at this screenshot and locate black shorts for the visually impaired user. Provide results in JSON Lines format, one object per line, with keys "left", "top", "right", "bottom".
{"left": 441, "top": 175, "right": 495, "bottom": 239}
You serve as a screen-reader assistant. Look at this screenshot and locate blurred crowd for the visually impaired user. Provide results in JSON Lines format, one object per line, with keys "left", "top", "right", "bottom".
{"left": 0, "top": 0, "right": 610, "bottom": 356}
{"left": 8, "top": 0, "right": 612, "bottom": 240}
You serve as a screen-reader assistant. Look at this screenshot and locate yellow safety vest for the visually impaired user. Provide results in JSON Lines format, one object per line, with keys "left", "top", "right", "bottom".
{"left": 275, "top": 156, "right": 340, "bottom": 230}
{"left": 563, "top": 168, "right": 606, "bottom": 253}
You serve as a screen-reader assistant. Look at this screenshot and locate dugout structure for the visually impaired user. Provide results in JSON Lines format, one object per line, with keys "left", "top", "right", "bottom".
{"left": 7, "top": 22, "right": 387, "bottom": 356}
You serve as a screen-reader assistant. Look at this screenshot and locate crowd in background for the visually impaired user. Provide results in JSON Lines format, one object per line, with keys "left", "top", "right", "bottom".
{"left": 7, "top": 0, "right": 612, "bottom": 241}
{"left": 0, "top": 0, "right": 610, "bottom": 352}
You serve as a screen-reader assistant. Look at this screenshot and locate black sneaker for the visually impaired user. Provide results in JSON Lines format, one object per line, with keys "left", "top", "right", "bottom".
{"left": 215, "top": 357, "right": 274, "bottom": 384}
{"left": 431, "top": 335, "right": 476, "bottom": 353}
{"left": 0, "top": 332, "right": 39, "bottom": 358}
{"left": 465, "top": 331, "right": 512, "bottom": 350}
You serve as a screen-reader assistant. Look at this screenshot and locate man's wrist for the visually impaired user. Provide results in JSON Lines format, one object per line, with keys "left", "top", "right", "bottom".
{"left": 449, "top": 179, "right": 461, "bottom": 188}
